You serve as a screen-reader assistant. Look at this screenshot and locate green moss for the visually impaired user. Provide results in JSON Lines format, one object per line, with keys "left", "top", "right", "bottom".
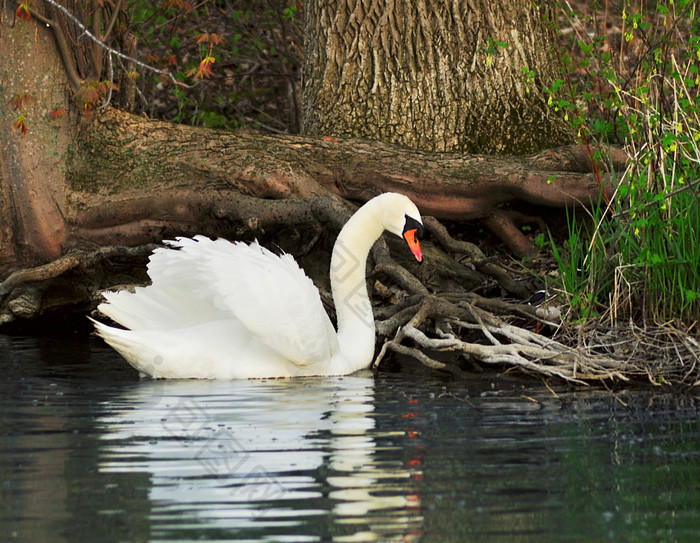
{"left": 67, "top": 131, "right": 202, "bottom": 194}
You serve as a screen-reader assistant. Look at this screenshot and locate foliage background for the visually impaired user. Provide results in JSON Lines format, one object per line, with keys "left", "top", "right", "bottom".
{"left": 544, "top": 0, "right": 699, "bottom": 327}
{"left": 128, "top": 0, "right": 303, "bottom": 133}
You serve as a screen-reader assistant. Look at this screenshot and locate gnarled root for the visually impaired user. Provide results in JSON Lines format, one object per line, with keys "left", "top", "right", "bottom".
{"left": 373, "top": 295, "right": 629, "bottom": 384}
{"left": 423, "top": 217, "right": 529, "bottom": 298}
{"left": 0, "top": 245, "right": 157, "bottom": 325}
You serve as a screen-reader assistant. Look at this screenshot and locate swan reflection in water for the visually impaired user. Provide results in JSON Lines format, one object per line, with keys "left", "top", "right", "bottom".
{"left": 97, "top": 374, "right": 423, "bottom": 540}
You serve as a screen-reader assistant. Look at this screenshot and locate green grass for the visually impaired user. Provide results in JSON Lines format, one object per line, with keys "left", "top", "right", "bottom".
{"left": 546, "top": 0, "right": 700, "bottom": 327}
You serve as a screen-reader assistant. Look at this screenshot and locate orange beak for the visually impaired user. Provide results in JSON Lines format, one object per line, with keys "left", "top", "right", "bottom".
{"left": 403, "top": 229, "right": 423, "bottom": 262}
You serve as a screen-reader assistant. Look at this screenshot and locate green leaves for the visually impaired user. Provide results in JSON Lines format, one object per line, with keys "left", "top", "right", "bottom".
{"left": 544, "top": 0, "right": 700, "bottom": 325}
{"left": 483, "top": 37, "right": 509, "bottom": 66}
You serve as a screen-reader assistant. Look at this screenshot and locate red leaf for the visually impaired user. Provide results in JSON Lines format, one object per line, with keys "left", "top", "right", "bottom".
{"left": 16, "top": 4, "right": 31, "bottom": 21}
{"left": 9, "top": 93, "right": 35, "bottom": 111}
{"left": 189, "top": 56, "right": 216, "bottom": 79}
{"left": 12, "top": 115, "right": 28, "bottom": 135}
{"left": 164, "top": 0, "right": 192, "bottom": 11}
{"left": 195, "top": 33, "right": 224, "bottom": 45}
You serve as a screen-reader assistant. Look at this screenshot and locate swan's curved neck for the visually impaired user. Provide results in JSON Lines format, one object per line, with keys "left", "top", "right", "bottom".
{"left": 330, "top": 200, "right": 385, "bottom": 373}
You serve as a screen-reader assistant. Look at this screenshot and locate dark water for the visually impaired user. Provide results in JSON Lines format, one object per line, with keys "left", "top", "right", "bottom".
{"left": 1, "top": 333, "right": 699, "bottom": 542}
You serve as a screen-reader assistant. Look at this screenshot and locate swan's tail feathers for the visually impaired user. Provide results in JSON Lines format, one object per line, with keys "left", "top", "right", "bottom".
{"left": 97, "top": 288, "right": 155, "bottom": 331}
{"left": 90, "top": 318, "right": 163, "bottom": 378}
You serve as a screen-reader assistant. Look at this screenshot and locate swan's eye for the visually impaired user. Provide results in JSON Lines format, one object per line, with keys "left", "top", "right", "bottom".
{"left": 403, "top": 215, "right": 424, "bottom": 240}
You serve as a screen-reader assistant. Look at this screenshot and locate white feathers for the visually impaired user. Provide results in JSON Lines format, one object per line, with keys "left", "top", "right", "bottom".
{"left": 94, "top": 237, "right": 337, "bottom": 378}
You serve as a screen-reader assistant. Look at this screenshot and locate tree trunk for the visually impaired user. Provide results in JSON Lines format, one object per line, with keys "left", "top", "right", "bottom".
{"left": 0, "top": 9, "right": 72, "bottom": 272}
{"left": 302, "top": 0, "right": 573, "bottom": 154}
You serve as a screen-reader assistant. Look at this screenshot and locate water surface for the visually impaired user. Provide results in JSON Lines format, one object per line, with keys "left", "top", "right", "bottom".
{"left": 1, "top": 333, "right": 699, "bottom": 542}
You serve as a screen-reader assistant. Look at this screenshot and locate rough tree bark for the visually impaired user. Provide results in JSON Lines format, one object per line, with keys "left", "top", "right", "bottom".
{"left": 0, "top": 11, "right": 71, "bottom": 269}
{"left": 303, "top": 0, "right": 573, "bottom": 154}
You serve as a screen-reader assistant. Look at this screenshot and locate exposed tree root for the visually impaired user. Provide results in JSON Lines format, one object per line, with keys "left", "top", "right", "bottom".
{"left": 62, "top": 109, "right": 627, "bottom": 260}
{"left": 75, "top": 191, "right": 354, "bottom": 247}
{"left": 373, "top": 294, "right": 629, "bottom": 385}
{"left": 0, "top": 245, "right": 157, "bottom": 324}
{"left": 0, "top": 254, "right": 81, "bottom": 300}
{"left": 558, "top": 321, "right": 700, "bottom": 386}
{"left": 423, "top": 217, "right": 529, "bottom": 299}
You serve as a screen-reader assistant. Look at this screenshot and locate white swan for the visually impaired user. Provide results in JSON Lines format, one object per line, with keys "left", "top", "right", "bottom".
{"left": 91, "top": 193, "right": 423, "bottom": 379}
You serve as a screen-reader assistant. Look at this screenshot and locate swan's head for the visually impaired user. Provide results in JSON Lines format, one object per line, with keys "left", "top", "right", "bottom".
{"left": 375, "top": 193, "right": 424, "bottom": 262}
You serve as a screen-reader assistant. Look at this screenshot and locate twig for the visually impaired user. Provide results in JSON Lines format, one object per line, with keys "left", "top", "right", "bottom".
{"left": 35, "top": 0, "right": 193, "bottom": 89}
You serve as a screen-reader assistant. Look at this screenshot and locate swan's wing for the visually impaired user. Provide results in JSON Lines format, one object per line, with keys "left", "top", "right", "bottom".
{"left": 161, "top": 236, "right": 338, "bottom": 367}
{"left": 98, "top": 243, "right": 232, "bottom": 331}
